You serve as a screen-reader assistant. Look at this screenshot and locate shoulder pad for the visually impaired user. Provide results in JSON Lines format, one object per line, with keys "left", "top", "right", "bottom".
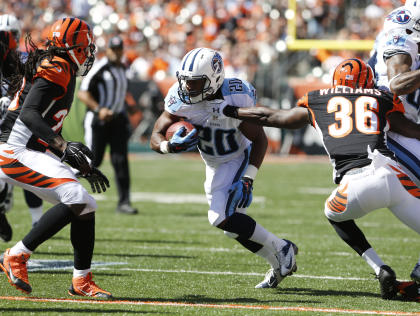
{"left": 164, "top": 83, "right": 184, "bottom": 113}
{"left": 34, "top": 57, "right": 72, "bottom": 93}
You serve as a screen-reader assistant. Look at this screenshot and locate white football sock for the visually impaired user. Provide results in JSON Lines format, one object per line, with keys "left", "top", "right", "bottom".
{"left": 362, "top": 248, "right": 385, "bottom": 275}
{"left": 73, "top": 268, "right": 90, "bottom": 278}
{"left": 249, "top": 223, "right": 287, "bottom": 253}
{"left": 255, "top": 246, "right": 281, "bottom": 269}
{"left": 9, "top": 240, "right": 33, "bottom": 255}
{"left": 29, "top": 206, "right": 43, "bottom": 225}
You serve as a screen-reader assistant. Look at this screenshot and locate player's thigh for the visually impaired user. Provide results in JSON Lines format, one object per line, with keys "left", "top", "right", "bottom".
{"left": 387, "top": 131, "right": 420, "bottom": 186}
{"left": 387, "top": 164, "right": 420, "bottom": 234}
{"left": 0, "top": 145, "right": 96, "bottom": 212}
{"left": 325, "top": 167, "right": 391, "bottom": 222}
{"left": 205, "top": 154, "right": 249, "bottom": 226}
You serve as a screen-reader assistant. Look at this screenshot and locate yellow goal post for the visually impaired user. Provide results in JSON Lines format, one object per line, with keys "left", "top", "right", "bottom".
{"left": 286, "top": 0, "right": 375, "bottom": 51}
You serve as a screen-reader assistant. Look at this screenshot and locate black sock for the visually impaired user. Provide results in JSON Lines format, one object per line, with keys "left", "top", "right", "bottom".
{"left": 22, "top": 203, "right": 73, "bottom": 251}
{"left": 235, "top": 236, "right": 263, "bottom": 253}
{"left": 71, "top": 216, "right": 95, "bottom": 270}
{"left": 223, "top": 213, "right": 257, "bottom": 239}
{"left": 328, "top": 219, "right": 372, "bottom": 255}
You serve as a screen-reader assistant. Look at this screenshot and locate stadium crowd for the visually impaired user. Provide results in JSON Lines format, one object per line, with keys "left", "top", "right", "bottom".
{"left": 0, "top": 0, "right": 406, "bottom": 144}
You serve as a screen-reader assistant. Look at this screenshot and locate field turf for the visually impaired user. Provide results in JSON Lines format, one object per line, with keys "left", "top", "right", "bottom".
{"left": 0, "top": 154, "right": 419, "bottom": 315}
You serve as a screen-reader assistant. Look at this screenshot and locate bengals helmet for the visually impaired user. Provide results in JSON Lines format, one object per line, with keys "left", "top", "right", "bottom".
{"left": 47, "top": 17, "right": 95, "bottom": 76}
{"left": 332, "top": 58, "right": 374, "bottom": 89}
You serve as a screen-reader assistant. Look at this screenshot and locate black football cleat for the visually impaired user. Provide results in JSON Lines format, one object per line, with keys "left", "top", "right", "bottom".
{"left": 377, "top": 265, "right": 398, "bottom": 300}
{"left": 397, "top": 280, "right": 420, "bottom": 301}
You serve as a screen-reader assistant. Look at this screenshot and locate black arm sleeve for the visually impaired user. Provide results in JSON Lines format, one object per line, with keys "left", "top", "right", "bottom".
{"left": 19, "top": 77, "right": 64, "bottom": 144}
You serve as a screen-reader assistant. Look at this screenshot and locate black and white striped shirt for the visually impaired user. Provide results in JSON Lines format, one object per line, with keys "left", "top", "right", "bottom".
{"left": 79, "top": 57, "right": 127, "bottom": 113}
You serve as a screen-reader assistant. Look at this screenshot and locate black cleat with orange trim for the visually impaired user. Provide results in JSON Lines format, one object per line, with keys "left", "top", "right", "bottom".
{"left": 397, "top": 280, "right": 420, "bottom": 302}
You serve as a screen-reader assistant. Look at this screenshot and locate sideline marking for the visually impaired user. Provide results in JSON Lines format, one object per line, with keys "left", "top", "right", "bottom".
{"left": 0, "top": 296, "right": 418, "bottom": 315}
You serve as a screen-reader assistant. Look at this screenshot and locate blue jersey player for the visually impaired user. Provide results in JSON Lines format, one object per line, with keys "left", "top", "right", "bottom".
{"left": 151, "top": 47, "right": 298, "bottom": 289}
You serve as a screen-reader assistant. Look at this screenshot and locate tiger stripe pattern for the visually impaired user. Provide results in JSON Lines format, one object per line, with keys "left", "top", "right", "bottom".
{"left": 389, "top": 164, "right": 420, "bottom": 198}
{"left": 0, "top": 154, "right": 76, "bottom": 188}
{"left": 327, "top": 183, "right": 348, "bottom": 213}
{"left": 332, "top": 58, "right": 374, "bottom": 89}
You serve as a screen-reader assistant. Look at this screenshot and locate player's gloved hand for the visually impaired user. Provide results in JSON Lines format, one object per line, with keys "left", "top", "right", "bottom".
{"left": 228, "top": 176, "right": 253, "bottom": 210}
{"left": 61, "top": 142, "right": 93, "bottom": 176}
{"left": 0, "top": 96, "right": 11, "bottom": 119}
{"left": 168, "top": 127, "right": 198, "bottom": 153}
{"left": 76, "top": 167, "right": 110, "bottom": 193}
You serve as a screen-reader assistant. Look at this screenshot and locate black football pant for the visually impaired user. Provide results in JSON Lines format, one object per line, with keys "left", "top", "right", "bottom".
{"left": 88, "top": 112, "right": 131, "bottom": 206}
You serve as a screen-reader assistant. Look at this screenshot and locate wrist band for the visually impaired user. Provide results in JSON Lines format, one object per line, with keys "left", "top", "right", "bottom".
{"left": 244, "top": 164, "right": 258, "bottom": 180}
{"left": 160, "top": 141, "right": 170, "bottom": 154}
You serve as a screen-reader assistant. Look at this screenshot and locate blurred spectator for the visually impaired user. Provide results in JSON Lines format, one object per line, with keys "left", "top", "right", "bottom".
{"left": 0, "top": 0, "right": 406, "bottom": 148}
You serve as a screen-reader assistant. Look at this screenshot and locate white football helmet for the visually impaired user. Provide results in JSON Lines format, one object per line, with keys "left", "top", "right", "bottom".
{"left": 383, "top": 6, "right": 420, "bottom": 42}
{"left": 0, "top": 14, "right": 21, "bottom": 42}
{"left": 176, "top": 47, "right": 225, "bottom": 104}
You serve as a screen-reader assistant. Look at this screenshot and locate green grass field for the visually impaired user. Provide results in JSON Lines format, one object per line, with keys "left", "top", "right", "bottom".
{"left": 1, "top": 154, "right": 420, "bottom": 315}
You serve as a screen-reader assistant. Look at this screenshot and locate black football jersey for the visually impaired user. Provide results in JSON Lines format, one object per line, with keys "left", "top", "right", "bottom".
{"left": 298, "top": 86, "right": 404, "bottom": 183}
{"left": 0, "top": 56, "right": 75, "bottom": 152}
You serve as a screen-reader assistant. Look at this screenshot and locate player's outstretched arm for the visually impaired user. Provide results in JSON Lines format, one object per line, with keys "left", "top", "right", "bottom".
{"left": 223, "top": 105, "right": 310, "bottom": 129}
{"left": 388, "top": 112, "right": 420, "bottom": 140}
{"left": 386, "top": 54, "right": 420, "bottom": 96}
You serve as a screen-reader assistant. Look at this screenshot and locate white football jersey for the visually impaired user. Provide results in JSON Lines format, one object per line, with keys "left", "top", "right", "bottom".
{"left": 164, "top": 78, "right": 256, "bottom": 166}
{"left": 374, "top": 28, "right": 420, "bottom": 122}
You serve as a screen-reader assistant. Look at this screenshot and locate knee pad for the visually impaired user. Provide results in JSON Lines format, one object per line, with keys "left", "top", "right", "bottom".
{"left": 208, "top": 209, "right": 225, "bottom": 227}
{"left": 60, "top": 183, "right": 97, "bottom": 215}
{"left": 79, "top": 194, "right": 96, "bottom": 215}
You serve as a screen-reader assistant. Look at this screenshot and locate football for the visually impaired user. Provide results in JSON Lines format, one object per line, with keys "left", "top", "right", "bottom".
{"left": 165, "top": 121, "right": 196, "bottom": 141}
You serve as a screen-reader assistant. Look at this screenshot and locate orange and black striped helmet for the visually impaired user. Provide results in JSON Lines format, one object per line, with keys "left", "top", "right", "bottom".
{"left": 47, "top": 17, "right": 95, "bottom": 76}
{"left": 332, "top": 58, "right": 374, "bottom": 89}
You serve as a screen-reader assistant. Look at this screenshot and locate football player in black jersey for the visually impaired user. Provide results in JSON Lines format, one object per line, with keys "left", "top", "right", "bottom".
{"left": 0, "top": 17, "right": 112, "bottom": 298}
{"left": 0, "top": 16, "right": 47, "bottom": 243}
{"left": 0, "top": 29, "right": 17, "bottom": 242}
{"left": 222, "top": 58, "right": 420, "bottom": 301}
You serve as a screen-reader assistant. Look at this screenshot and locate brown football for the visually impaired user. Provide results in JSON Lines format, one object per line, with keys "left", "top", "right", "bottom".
{"left": 165, "top": 121, "right": 196, "bottom": 141}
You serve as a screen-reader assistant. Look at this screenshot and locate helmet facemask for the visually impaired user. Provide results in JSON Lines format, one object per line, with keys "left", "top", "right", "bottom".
{"left": 177, "top": 74, "right": 212, "bottom": 104}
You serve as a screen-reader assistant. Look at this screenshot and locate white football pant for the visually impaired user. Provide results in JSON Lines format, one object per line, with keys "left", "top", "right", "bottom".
{"left": 205, "top": 147, "right": 250, "bottom": 227}
{"left": 0, "top": 143, "right": 96, "bottom": 215}
{"left": 387, "top": 131, "right": 420, "bottom": 187}
{"left": 325, "top": 149, "right": 420, "bottom": 235}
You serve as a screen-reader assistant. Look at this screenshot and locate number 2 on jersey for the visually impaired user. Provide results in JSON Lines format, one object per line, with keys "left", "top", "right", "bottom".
{"left": 327, "top": 96, "right": 379, "bottom": 138}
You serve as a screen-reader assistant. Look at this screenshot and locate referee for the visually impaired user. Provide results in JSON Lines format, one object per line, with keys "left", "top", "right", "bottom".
{"left": 78, "top": 36, "right": 138, "bottom": 215}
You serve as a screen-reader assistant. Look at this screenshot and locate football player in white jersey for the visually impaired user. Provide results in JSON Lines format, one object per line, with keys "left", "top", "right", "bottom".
{"left": 370, "top": 4, "right": 420, "bottom": 285}
{"left": 370, "top": 6, "right": 420, "bottom": 187}
{"left": 151, "top": 47, "right": 298, "bottom": 289}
